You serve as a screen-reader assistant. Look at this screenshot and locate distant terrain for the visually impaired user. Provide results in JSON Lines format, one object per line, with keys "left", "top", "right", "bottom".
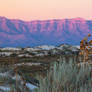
{"left": 0, "top": 44, "right": 80, "bottom": 58}
{"left": 0, "top": 17, "right": 92, "bottom": 47}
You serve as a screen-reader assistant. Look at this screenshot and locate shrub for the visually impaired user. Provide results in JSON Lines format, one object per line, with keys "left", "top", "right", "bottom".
{"left": 34, "top": 57, "right": 92, "bottom": 92}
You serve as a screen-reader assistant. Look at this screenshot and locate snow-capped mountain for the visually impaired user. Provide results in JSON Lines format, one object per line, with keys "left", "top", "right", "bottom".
{"left": 0, "top": 17, "right": 92, "bottom": 47}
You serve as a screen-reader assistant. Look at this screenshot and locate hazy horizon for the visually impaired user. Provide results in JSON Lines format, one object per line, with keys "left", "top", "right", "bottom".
{"left": 0, "top": 16, "right": 91, "bottom": 21}
{"left": 0, "top": 0, "right": 92, "bottom": 21}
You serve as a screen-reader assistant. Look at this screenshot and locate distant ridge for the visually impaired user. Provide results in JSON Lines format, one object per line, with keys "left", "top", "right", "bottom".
{"left": 0, "top": 16, "right": 92, "bottom": 47}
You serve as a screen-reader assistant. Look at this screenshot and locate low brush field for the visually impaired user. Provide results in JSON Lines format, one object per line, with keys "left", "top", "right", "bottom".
{"left": 0, "top": 54, "right": 92, "bottom": 92}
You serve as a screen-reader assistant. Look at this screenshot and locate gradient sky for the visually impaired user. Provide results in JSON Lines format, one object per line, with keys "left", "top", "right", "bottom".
{"left": 0, "top": 0, "right": 92, "bottom": 21}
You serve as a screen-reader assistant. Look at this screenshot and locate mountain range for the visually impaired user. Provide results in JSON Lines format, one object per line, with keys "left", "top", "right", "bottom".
{"left": 0, "top": 16, "right": 92, "bottom": 47}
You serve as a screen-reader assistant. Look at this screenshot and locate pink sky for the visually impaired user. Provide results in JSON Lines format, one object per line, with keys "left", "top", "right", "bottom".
{"left": 0, "top": 0, "right": 92, "bottom": 21}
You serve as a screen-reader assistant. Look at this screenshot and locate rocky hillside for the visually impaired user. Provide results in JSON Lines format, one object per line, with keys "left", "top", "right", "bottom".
{"left": 0, "top": 17, "right": 92, "bottom": 47}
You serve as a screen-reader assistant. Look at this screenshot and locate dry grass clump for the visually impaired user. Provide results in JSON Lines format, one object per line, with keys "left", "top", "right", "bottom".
{"left": 34, "top": 57, "right": 92, "bottom": 92}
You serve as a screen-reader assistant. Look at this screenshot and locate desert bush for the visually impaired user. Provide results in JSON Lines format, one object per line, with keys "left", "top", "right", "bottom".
{"left": 0, "top": 65, "right": 31, "bottom": 92}
{"left": 34, "top": 57, "right": 92, "bottom": 92}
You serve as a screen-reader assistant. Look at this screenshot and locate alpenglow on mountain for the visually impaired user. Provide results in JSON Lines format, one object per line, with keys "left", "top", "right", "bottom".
{"left": 0, "top": 17, "right": 92, "bottom": 47}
